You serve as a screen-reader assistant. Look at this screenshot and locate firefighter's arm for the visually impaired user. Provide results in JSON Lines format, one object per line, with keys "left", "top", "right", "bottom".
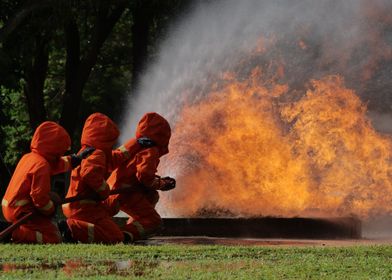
{"left": 50, "top": 156, "right": 71, "bottom": 175}
{"left": 110, "top": 137, "right": 156, "bottom": 172}
{"left": 135, "top": 148, "right": 160, "bottom": 188}
{"left": 80, "top": 150, "right": 110, "bottom": 200}
{"left": 136, "top": 148, "right": 176, "bottom": 191}
{"left": 110, "top": 138, "right": 138, "bottom": 171}
{"left": 30, "top": 163, "right": 56, "bottom": 216}
{"left": 50, "top": 147, "right": 96, "bottom": 175}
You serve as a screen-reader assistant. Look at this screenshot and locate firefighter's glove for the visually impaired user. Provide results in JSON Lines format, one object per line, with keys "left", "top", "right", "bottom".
{"left": 87, "top": 191, "right": 108, "bottom": 202}
{"left": 137, "top": 137, "right": 155, "bottom": 148}
{"left": 94, "top": 183, "right": 110, "bottom": 201}
{"left": 70, "top": 147, "right": 95, "bottom": 168}
{"left": 160, "top": 177, "right": 176, "bottom": 191}
{"left": 151, "top": 176, "right": 175, "bottom": 191}
{"left": 49, "top": 191, "right": 62, "bottom": 206}
{"left": 97, "top": 189, "right": 110, "bottom": 201}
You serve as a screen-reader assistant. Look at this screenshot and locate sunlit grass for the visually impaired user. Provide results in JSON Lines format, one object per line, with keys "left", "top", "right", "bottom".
{"left": 0, "top": 244, "right": 392, "bottom": 279}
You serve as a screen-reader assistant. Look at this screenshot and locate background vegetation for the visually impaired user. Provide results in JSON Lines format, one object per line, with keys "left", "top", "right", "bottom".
{"left": 0, "top": 0, "right": 192, "bottom": 196}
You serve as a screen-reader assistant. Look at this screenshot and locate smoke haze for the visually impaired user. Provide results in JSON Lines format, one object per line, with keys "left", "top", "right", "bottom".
{"left": 120, "top": 0, "right": 392, "bottom": 219}
{"left": 121, "top": 0, "right": 392, "bottom": 136}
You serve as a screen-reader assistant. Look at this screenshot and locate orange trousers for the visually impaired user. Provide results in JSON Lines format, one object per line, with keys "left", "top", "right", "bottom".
{"left": 2, "top": 206, "right": 60, "bottom": 244}
{"left": 62, "top": 203, "right": 123, "bottom": 244}
{"left": 105, "top": 190, "right": 161, "bottom": 241}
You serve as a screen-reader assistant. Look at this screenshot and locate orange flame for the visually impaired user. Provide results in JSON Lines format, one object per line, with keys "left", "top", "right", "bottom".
{"left": 160, "top": 71, "right": 392, "bottom": 218}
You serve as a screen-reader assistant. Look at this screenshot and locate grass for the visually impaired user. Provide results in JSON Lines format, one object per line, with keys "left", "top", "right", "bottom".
{"left": 0, "top": 244, "right": 392, "bottom": 279}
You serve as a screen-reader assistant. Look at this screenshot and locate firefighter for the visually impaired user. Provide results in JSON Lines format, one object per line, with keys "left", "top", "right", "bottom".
{"left": 104, "top": 112, "right": 175, "bottom": 242}
{"left": 2, "top": 121, "right": 77, "bottom": 244}
{"left": 62, "top": 113, "right": 135, "bottom": 244}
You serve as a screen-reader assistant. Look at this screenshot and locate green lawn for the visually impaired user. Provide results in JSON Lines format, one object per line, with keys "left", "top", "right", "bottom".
{"left": 0, "top": 244, "right": 392, "bottom": 279}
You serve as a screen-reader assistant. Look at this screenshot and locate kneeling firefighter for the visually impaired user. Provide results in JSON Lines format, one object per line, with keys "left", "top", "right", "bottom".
{"left": 1, "top": 121, "right": 89, "bottom": 244}
{"left": 104, "top": 112, "right": 176, "bottom": 242}
{"left": 62, "top": 113, "right": 138, "bottom": 244}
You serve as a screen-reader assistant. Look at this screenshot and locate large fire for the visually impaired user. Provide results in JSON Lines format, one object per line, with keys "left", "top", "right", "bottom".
{"left": 159, "top": 69, "right": 392, "bottom": 218}
{"left": 155, "top": 1, "right": 392, "bottom": 219}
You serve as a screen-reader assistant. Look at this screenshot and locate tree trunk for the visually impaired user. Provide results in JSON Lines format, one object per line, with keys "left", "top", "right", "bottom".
{"left": 23, "top": 34, "right": 49, "bottom": 129}
{"left": 131, "top": 0, "right": 150, "bottom": 94}
{"left": 0, "top": 0, "right": 52, "bottom": 43}
{"left": 60, "top": 17, "right": 82, "bottom": 136}
{"left": 60, "top": 2, "right": 127, "bottom": 137}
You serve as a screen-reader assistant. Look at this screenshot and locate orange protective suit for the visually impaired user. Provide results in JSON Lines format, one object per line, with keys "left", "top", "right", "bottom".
{"left": 62, "top": 113, "right": 132, "bottom": 244}
{"left": 105, "top": 112, "right": 171, "bottom": 241}
{"left": 2, "top": 121, "right": 71, "bottom": 243}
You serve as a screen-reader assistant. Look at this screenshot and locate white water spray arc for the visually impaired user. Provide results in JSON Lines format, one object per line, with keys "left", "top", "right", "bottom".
{"left": 120, "top": 0, "right": 392, "bottom": 218}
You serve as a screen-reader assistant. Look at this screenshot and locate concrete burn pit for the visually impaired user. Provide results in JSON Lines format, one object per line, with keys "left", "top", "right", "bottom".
{"left": 156, "top": 217, "right": 361, "bottom": 239}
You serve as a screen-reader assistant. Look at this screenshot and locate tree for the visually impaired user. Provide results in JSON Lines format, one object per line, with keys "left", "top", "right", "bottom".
{"left": 130, "top": 0, "right": 192, "bottom": 94}
{"left": 0, "top": 0, "right": 192, "bottom": 185}
{"left": 60, "top": 0, "right": 128, "bottom": 135}
{"left": 0, "top": 0, "right": 128, "bottom": 136}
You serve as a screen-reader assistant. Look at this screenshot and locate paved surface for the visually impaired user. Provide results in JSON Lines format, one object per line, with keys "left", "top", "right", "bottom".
{"left": 137, "top": 236, "right": 392, "bottom": 246}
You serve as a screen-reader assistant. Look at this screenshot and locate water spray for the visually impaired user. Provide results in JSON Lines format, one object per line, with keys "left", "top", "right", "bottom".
{"left": 121, "top": 0, "right": 392, "bottom": 219}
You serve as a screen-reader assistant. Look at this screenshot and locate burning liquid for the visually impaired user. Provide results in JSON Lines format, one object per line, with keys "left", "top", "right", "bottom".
{"left": 160, "top": 74, "right": 392, "bottom": 218}
{"left": 120, "top": 0, "right": 392, "bottom": 219}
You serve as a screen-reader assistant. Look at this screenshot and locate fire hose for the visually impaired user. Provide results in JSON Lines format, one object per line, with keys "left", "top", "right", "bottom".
{"left": 0, "top": 187, "right": 139, "bottom": 242}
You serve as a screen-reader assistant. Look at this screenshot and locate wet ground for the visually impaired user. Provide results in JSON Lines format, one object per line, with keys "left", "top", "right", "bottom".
{"left": 2, "top": 237, "right": 392, "bottom": 277}
{"left": 137, "top": 236, "right": 392, "bottom": 246}
{"left": 1, "top": 259, "right": 160, "bottom": 277}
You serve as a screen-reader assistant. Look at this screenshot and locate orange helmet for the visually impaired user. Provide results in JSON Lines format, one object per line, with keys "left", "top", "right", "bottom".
{"left": 30, "top": 121, "right": 71, "bottom": 161}
{"left": 81, "top": 113, "right": 120, "bottom": 156}
{"left": 136, "top": 112, "right": 171, "bottom": 155}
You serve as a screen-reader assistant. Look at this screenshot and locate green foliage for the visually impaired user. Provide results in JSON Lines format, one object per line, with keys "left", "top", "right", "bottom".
{"left": 44, "top": 44, "right": 66, "bottom": 121}
{"left": 0, "top": 0, "right": 192, "bottom": 168}
{"left": 81, "top": 11, "right": 133, "bottom": 124}
{"left": 0, "top": 85, "right": 32, "bottom": 167}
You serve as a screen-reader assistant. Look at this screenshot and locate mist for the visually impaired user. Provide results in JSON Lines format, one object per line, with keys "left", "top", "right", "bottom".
{"left": 121, "top": 0, "right": 392, "bottom": 138}
{"left": 120, "top": 0, "right": 392, "bottom": 222}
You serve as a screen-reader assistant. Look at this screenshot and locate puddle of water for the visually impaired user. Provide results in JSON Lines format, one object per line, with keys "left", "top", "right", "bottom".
{"left": 106, "top": 260, "right": 159, "bottom": 277}
{"left": 1, "top": 263, "right": 64, "bottom": 272}
{"left": 1, "top": 259, "right": 159, "bottom": 277}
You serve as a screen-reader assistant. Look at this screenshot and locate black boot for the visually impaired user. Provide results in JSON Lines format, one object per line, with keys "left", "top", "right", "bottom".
{"left": 58, "top": 220, "right": 76, "bottom": 243}
{"left": 123, "top": 232, "right": 134, "bottom": 244}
